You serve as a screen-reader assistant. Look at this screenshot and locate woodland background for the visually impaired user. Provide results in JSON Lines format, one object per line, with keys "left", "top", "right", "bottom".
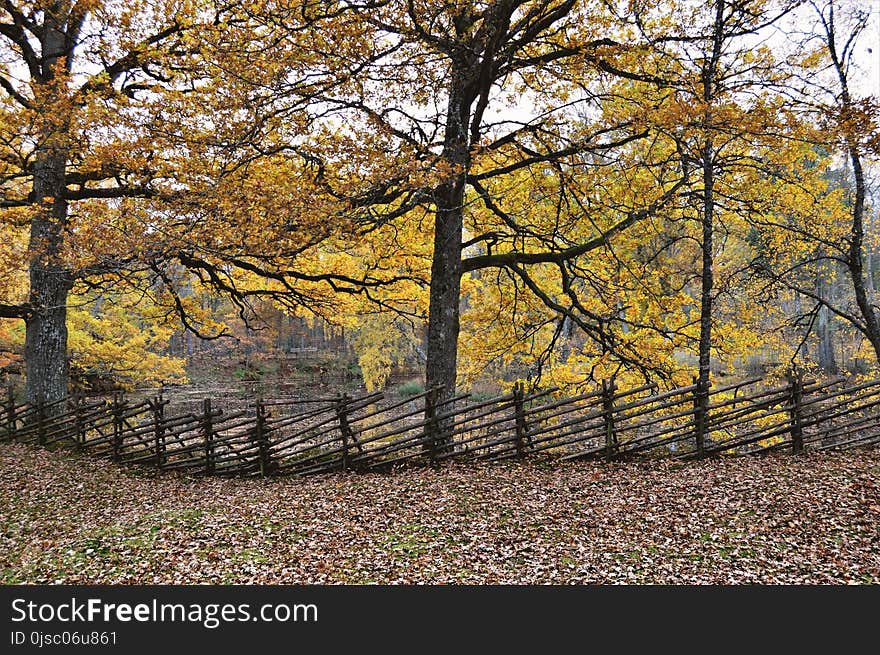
{"left": 1, "top": 0, "right": 879, "bottom": 409}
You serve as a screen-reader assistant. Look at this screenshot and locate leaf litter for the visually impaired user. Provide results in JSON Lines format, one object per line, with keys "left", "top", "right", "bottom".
{"left": 1, "top": 443, "right": 878, "bottom": 584}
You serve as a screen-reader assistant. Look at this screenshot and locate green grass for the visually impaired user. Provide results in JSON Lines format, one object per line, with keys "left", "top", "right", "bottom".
{"left": 396, "top": 382, "right": 425, "bottom": 397}
{"left": 383, "top": 523, "right": 441, "bottom": 559}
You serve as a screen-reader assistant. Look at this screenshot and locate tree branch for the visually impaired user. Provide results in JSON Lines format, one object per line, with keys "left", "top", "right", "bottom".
{"left": 462, "top": 174, "right": 687, "bottom": 273}
{"left": 0, "top": 302, "right": 29, "bottom": 319}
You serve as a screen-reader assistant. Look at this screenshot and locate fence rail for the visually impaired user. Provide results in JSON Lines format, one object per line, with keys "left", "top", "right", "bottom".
{"left": 3, "top": 371, "right": 880, "bottom": 478}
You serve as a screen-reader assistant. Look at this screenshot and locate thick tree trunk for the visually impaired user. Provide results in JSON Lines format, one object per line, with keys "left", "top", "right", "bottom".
{"left": 424, "top": 60, "right": 472, "bottom": 447}
{"left": 425, "top": 189, "right": 464, "bottom": 404}
{"left": 24, "top": 24, "right": 72, "bottom": 411}
{"left": 26, "top": 153, "right": 70, "bottom": 409}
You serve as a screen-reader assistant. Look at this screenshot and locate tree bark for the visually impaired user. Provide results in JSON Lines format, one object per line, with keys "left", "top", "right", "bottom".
{"left": 845, "top": 150, "right": 880, "bottom": 362}
{"left": 24, "top": 21, "right": 72, "bottom": 410}
{"left": 694, "top": 0, "right": 725, "bottom": 455}
{"left": 815, "top": 272, "right": 837, "bottom": 373}
{"left": 698, "top": 139, "right": 714, "bottom": 395}
{"left": 815, "top": 0, "right": 880, "bottom": 364}
{"left": 424, "top": 58, "right": 472, "bottom": 446}
{"left": 694, "top": 138, "right": 714, "bottom": 456}
{"left": 25, "top": 192, "right": 70, "bottom": 409}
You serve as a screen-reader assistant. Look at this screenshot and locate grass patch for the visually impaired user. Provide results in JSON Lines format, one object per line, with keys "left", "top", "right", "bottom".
{"left": 396, "top": 382, "right": 425, "bottom": 397}
{"left": 383, "top": 523, "right": 440, "bottom": 559}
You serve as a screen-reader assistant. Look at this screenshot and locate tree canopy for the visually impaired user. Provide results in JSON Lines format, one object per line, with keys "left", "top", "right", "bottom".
{"left": 1, "top": 0, "right": 878, "bottom": 423}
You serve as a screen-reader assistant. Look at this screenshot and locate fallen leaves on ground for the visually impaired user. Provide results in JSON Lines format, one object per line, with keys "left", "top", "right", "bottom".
{"left": 1, "top": 443, "right": 878, "bottom": 584}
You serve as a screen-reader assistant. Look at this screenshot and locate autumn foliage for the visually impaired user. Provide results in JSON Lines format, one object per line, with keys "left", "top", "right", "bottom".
{"left": 0, "top": 0, "right": 878, "bottom": 399}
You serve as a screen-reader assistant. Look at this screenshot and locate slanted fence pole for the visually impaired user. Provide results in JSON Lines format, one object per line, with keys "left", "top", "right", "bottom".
{"left": 152, "top": 395, "right": 166, "bottom": 469}
{"left": 74, "top": 393, "right": 85, "bottom": 446}
{"left": 203, "top": 398, "right": 215, "bottom": 475}
{"left": 602, "top": 379, "right": 618, "bottom": 460}
{"left": 5, "top": 384, "right": 14, "bottom": 440}
{"left": 693, "top": 376, "right": 709, "bottom": 457}
{"left": 788, "top": 368, "right": 805, "bottom": 454}
{"left": 254, "top": 399, "right": 273, "bottom": 476}
{"left": 336, "top": 393, "right": 353, "bottom": 471}
{"left": 112, "top": 393, "right": 123, "bottom": 462}
{"left": 424, "top": 387, "right": 440, "bottom": 463}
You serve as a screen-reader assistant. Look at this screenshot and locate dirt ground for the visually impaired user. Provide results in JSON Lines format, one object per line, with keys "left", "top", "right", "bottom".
{"left": 2, "top": 442, "right": 878, "bottom": 584}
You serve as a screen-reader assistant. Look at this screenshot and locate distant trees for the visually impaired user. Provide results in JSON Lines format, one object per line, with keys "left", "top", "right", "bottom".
{"left": 747, "top": 0, "right": 880, "bottom": 370}
{"left": 800, "top": 0, "right": 880, "bottom": 363}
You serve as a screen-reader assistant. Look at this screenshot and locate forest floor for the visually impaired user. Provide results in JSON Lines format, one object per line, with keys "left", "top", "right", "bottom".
{"left": 1, "top": 442, "right": 879, "bottom": 584}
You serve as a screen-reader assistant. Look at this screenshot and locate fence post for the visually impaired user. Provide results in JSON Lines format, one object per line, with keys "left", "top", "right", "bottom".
{"left": 203, "top": 398, "right": 215, "bottom": 475}
{"left": 151, "top": 395, "right": 166, "bottom": 469}
{"left": 336, "top": 393, "right": 353, "bottom": 471}
{"left": 787, "top": 368, "right": 805, "bottom": 454}
{"left": 424, "top": 387, "right": 440, "bottom": 463}
{"left": 74, "top": 393, "right": 85, "bottom": 447}
{"left": 112, "top": 393, "right": 124, "bottom": 462}
{"left": 254, "top": 399, "right": 273, "bottom": 476}
{"left": 602, "top": 379, "right": 618, "bottom": 460}
{"left": 692, "top": 376, "right": 709, "bottom": 457}
{"left": 5, "top": 384, "right": 14, "bottom": 440}
{"left": 512, "top": 383, "right": 530, "bottom": 458}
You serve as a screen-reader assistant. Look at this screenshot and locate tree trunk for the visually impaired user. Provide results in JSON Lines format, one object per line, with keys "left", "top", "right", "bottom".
{"left": 821, "top": 3, "right": 880, "bottom": 364}
{"left": 26, "top": 152, "right": 71, "bottom": 410}
{"left": 698, "top": 141, "right": 714, "bottom": 392}
{"left": 424, "top": 188, "right": 463, "bottom": 406}
{"left": 424, "top": 59, "right": 472, "bottom": 447}
{"left": 815, "top": 271, "right": 837, "bottom": 373}
{"left": 694, "top": 139, "right": 714, "bottom": 456}
{"left": 845, "top": 150, "right": 880, "bottom": 363}
{"left": 24, "top": 23, "right": 72, "bottom": 411}
{"left": 693, "top": 0, "right": 726, "bottom": 455}
{"left": 25, "top": 268, "right": 70, "bottom": 408}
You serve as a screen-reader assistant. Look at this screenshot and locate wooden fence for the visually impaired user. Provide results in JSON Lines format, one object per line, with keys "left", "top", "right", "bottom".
{"left": 2, "top": 371, "right": 880, "bottom": 478}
